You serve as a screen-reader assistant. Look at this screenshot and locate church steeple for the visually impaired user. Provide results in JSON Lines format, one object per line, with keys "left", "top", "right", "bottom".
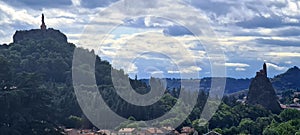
{"left": 40, "top": 14, "right": 47, "bottom": 30}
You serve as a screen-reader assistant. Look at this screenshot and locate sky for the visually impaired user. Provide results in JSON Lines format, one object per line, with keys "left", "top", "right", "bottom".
{"left": 0, "top": 0, "right": 300, "bottom": 79}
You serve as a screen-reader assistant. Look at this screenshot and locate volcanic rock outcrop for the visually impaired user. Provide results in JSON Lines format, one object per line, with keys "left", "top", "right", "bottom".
{"left": 246, "top": 63, "right": 282, "bottom": 114}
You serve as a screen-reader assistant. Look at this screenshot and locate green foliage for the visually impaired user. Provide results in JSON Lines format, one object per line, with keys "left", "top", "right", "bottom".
{"left": 238, "top": 118, "right": 259, "bottom": 134}
{"left": 1, "top": 29, "right": 300, "bottom": 135}
{"left": 263, "top": 128, "right": 279, "bottom": 135}
{"left": 192, "top": 119, "right": 208, "bottom": 134}
{"left": 256, "top": 117, "right": 273, "bottom": 133}
{"left": 66, "top": 115, "right": 83, "bottom": 129}
{"left": 209, "top": 103, "right": 239, "bottom": 129}
{"left": 279, "top": 109, "right": 300, "bottom": 122}
{"left": 263, "top": 119, "right": 300, "bottom": 135}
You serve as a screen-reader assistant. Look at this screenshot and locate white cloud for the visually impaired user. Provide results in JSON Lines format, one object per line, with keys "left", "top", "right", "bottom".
{"left": 267, "top": 52, "right": 300, "bottom": 57}
{"left": 285, "top": 61, "right": 292, "bottom": 64}
{"left": 167, "top": 70, "right": 181, "bottom": 74}
{"left": 224, "top": 63, "right": 250, "bottom": 68}
{"left": 168, "top": 66, "right": 202, "bottom": 74}
{"left": 235, "top": 67, "right": 246, "bottom": 71}
{"left": 1, "top": 0, "right": 300, "bottom": 78}
{"left": 266, "top": 62, "right": 287, "bottom": 71}
{"left": 71, "top": 0, "right": 81, "bottom": 6}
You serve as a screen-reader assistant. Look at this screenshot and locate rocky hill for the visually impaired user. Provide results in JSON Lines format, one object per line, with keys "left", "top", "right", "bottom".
{"left": 246, "top": 64, "right": 282, "bottom": 114}
{"left": 13, "top": 28, "right": 67, "bottom": 43}
{"left": 272, "top": 66, "right": 300, "bottom": 91}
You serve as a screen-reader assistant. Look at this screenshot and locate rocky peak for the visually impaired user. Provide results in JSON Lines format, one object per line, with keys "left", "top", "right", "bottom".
{"left": 13, "top": 28, "right": 68, "bottom": 44}
{"left": 246, "top": 63, "right": 282, "bottom": 114}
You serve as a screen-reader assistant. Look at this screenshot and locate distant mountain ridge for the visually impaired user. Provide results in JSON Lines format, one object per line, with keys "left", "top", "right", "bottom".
{"left": 272, "top": 66, "right": 300, "bottom": 91}
{"left": 140, "top": 66, "right": 300, "bottom": 94}
{"left": 140, "top": 78, "right": 251, "bottom": 94}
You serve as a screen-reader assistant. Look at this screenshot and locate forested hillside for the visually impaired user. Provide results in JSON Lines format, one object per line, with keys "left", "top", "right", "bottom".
{"left": 0, "top": 29, "right": 206, "bottom": 134}
{"left": 1, "top": 29, "right": 300, "bottom": 135}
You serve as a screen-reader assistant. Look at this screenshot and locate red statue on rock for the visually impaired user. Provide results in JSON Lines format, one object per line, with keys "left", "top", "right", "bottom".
{"left": 40, "top": 14, "right": 47, "bottom": 30}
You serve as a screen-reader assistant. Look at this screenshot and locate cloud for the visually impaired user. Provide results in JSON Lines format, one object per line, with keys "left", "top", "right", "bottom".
{"left": 255, "top": 38, "right": 300, "bottom": 47}
{"left": 236, "top": 15, "right": 292, "bottom": 29}
{"left": 4, "top": 0, "right": 72, "bottom": 9}
{"left": 224, "top": 63, "right": 250, "bottom": 68}
{"left": 163, "top": 25, "right": 194, "bottom": 36}
{"left": 187, "top": 0, "right": 234, "bottom": 16}
{"left": 235, "top": 67, "right": 246, "bottom": 71}
{"left": 167, "top": 66, "right": 202, "bottom": 74}
{"left": 266, "top": 52, "right": 300, "bottom": 57}
{"left": 275, "top": 27, "right": 300, "bottom": 36}
{"left": 266, "top": 62, "right": 287, "bottom": 71}
{"left": 1, "top": 0, "right": 300, "bottom": 78}
{"left": 122, "top": 16, "right": 174, "bottom": 28}
{"left": 236, "top": 15, "right": 300, "bottom": 29}
{"left": 80, "top": 0, "right": 119, "bottom": 8}
{"left": 285, "top": 61, "right": 292, "bottom": 64}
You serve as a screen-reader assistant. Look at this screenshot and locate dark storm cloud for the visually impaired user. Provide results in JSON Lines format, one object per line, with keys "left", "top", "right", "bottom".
{"left": 255, "top": 38, "right": 300, "bottom": 47}
{"left": 3, "top": 0, "right": 72, "bottom": 8}
{"left": 80, "top": 0, "right": 119, "bottom": 8}
{"left": 163, "top": 25, "right": 194, "bottom": 36}
{"left": 236, "top": 15, "right": 300, "bottom": 29}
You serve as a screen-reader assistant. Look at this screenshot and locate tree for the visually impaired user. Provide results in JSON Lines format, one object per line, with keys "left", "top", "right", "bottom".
{"left": 279, "top": 109, "right": 300, "bottom": 122}
{"left": 66, "top": 115, "right": 83, "bottom": 128}
{"left": 263, "top": 119, "right": 300, "bottom": 135}
{"left": 0, "top": 56, "right": 12, "bottom": 90}
{"left": 209, "top": 103, "right": 239, "bottom": 129}
{"left": 238, "top": 118, "right": 259, "bottom": 134}
{"left": 192, "top": 119, "right": 208, "bottom": 134}
{"left": 256, "top": 117, "right": 273, "bottom": 133}
{"left": 263, "top": 128, "right": 279, "bottom": 135}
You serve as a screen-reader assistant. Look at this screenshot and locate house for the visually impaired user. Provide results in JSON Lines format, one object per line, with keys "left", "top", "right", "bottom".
{"left": 280, "top": 104, "right": 287, "bottom": 109}
{"left": 145, "top": 128, "right": 164, "bottom": 135}
{"left": 96, "top": 129, "right": 114, "bottom": 135}
{"left": 161, "top": 126, "right": 173, "bottom": 132}
{"left": 180, "top": 127, "right": 194, "bottom": 135}
{"left": 165, "top": 130, "right": 179, "bottom": 135}
{"left": 79, "top": 129, "right": 94, "bottom": 135}
{"left": 294, "top": 98, "right": 299, "bottom": 103}
{"left": 288, "top": 103, "right": 300, "bottom": 111}
{"left": 204, "top": 131, "right": 222, "bottom": 135}
{"left": 161, "top": 127, "right": 178, "bottom": 135}
{"left": 65, "top": 129, "right": 79, "bottom": 135}
{"left": 294, "top": 92, "right": 300, "bottom": 97}
{"left": 118, "top": 128, "right": 137, "bottom": 135}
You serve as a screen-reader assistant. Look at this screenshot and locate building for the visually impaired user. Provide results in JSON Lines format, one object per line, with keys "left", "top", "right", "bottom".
{"left": 180, "top": 127, "right": 194, "bottom": 135}
{"left": 204, "top": 131, "right": 222, "bottom": 135}
{"left": 145, "top": 128, "right": 164, "bottom": 135}
{"left": 65, "top": 129, "right": 79, "bottom": 135}
{"left": 118, "top": 128, "right": 137, "bottom": 135}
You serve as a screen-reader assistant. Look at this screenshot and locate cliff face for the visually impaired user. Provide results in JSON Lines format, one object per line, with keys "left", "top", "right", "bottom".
{"left": 246, "top": 73, "right": 282, "bottom": 114}
{"left": 13, "top": 28, "right": 67, "bottom": 43}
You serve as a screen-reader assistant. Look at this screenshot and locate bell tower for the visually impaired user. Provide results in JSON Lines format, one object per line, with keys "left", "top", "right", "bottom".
{"left": 40, "top": 14, "right": 47, "bottom": 30}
